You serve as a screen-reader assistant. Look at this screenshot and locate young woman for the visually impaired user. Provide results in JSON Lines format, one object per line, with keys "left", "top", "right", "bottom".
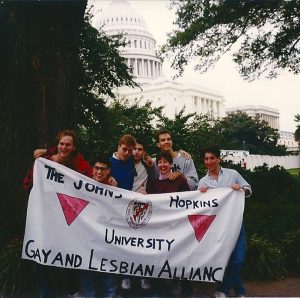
{"left": 147, "top": 151, "right": 190, "bottom": 296}
{"left": 147, "top": 151, "right": 190, "bottom": 194}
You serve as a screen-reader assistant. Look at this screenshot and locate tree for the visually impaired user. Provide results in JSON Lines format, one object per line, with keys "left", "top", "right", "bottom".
{"left": 0, "top": 1, "right": 136, "bottom": 248}
{"left": 213, "top": 111, "right": 287, "bottom": 155}
{"left": 157, "top": 108, "right": 196, "bottom": 151}
{"left": 0, "top": 0, "right": 88, "bottom": 248}
{"left": 163, "top": 0, "right": 300, "bottom": 80}
{"left": 76, "top": 11, "right": 138, "bottom": 160}
{"left": 294, "top": 114, "right": 300, "bottom": 145}
{"left": 78, "top": 98, "right": 163, "bottom": 162}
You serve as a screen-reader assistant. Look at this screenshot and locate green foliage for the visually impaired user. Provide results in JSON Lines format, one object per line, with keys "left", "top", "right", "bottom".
{"left": 213, "top": 111, "right": 286, "bottom": 155}
{"left": 0, "top": 0, "right": 137, "bottom": 249}
{"left": 157, "top": 108, "right": 196, "bottom": 151}
{"left": 76, "top": 9, "right": 139, "bottom": 162}
{"left": 0, "top": 239, "right": 37, "bottom": 295}
{"left": 287, "top": 168, "right": 300, "bottom": 176}
{"left": 282, "top": 230, "right": 300, "bottom": 274}
{"left": 243, "top": 235, "right": 287, "bottom": 281}
{"left": 249, "top": 164, "right": 300, "bottom": 202}
{"left": 245, "top": 201, "right": 300, "bottom": 244}
{"left": 244, "top": 164, "right": 300, "bottom": 244}
{"left": 77, "top": 102, "right": 288, "bottom": 170}
{"left": 295, "top": 114, "right": 300, "bottom": 145}
{"left": 78, "top": 98, "right": 163, "bottom": 162}
{"left": 164, "top": 0, "right": 300, "bottom": 80}
{"left": 78, "top": 10, "right": 137, "bottom": 100}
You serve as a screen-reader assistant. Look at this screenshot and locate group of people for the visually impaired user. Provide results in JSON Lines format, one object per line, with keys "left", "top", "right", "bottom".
{"left": 24, "top": 129, "right": 252, "bottom": 298}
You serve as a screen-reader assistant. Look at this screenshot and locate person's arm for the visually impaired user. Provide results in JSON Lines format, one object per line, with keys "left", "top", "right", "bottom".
{"left": 233, "top": 171, "right": 252, "bottom": 198}
{"left": 178, "top": 149, "right": 191, "bottom": 159}
{"left": 33, "top": 147, "right": 56, "bottom": 159}
{"left": 23, "top": 167, "right": 34, "bottom": 192}
{"left": 183, "top": 159, "right": 199, "bottom": 191}
{"left": 168, "top": 171, "right": 182, "bottom": 180}
{"left": 143, "top": 153, "right": 153, "bottom": 167}
{"left": 34, "top": 149, "right": 47, "bottom": 159}
{"left": 198, "top": 176, "right": 209, "bottom": 193}
{"left": 108, "top": 176, "right": 118, "bottom": 187}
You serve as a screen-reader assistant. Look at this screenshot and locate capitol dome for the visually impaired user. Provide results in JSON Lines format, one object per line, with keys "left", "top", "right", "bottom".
{"left": 94, "top": 0, "right": 163, "bottom": 82}
{"left": 92, "top": 0, "right": 225, "bottom": 120}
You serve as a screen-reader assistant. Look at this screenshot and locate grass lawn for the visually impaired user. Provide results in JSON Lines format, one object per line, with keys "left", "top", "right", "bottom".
{"left": 288, "top": 168, "right": 300, "bottom": 176}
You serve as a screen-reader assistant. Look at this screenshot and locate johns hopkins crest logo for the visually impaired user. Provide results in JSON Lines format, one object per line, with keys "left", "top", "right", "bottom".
{"left": 126, "top": 199, "right": 152, "bottom": 229}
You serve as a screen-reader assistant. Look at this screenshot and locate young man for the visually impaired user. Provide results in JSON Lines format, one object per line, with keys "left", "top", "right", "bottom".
{"left": 109, "top": 134, "right": 136, "bottom": 191}
{"left": 132, "top": 138, "right": 155, "bottom": 194}
{"left": 127, "top": 139, "right": 153, "bottom": 290}
{"left": 156, "top": 129, "right": 199, "bottom": 190}
{"left": 24, "top": 130, "right": 93, "bottom": 297}
{"left": 79, "top": 155, "right": 118, "bottom": 298}
{"left": 109, "top": 134, "right": 137, "bottom": 291}
{"left": 198, "top": 145, "right": 251, "bottom": 298}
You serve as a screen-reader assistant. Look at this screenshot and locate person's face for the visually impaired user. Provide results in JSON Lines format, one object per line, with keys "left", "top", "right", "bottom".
{"left": 157, "top": 133, "right": 173, "bottom": 152}
{"left": 133, "top": 143, "right": 144, "bottom": 162}
{"left": 93, "top": 162, "right": 110, "bottom": 182}
{"left": 204, "top": 152, "right": 220, "bottom": 172}
{"left": 57, "top": 136, "right": 75, "bottom": 159}
{"left": 157, "top": 157, "right": 172, "bottom": 175}
{"left": 117, "top": 143, "right": 133, "bottom": 161}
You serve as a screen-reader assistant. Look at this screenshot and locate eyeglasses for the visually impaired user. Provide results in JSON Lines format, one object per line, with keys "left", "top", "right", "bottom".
{"left": 120, "top": 146, "right": 133, "bottom": 154}
{"left": 94, "top": 166, "right": 108, "bottom": 172}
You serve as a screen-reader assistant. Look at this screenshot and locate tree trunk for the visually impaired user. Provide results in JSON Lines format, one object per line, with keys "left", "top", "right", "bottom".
{"left": 0, "top": 0, "right": 87, "bottom": 246}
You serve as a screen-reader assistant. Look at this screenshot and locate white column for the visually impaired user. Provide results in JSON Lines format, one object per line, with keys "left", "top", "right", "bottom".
{"left": 141, "top": 59, "right": 144, "bottom": 77}
{"left": 148, "top": 60, "right": 151, "bottom": 77}
{"left": 206, "top": 99, "right": 209, "bottom": 114}
{"left": 135, "top": 59, "right": 138, "bottom": 76}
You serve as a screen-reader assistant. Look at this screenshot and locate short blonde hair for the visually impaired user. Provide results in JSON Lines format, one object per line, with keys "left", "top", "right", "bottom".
{"left": 118, "top": 134, "right": 136, "bottom": 147}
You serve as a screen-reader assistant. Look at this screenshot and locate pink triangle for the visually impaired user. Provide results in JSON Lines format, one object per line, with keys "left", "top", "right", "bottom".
{"left": 188, "top": 215, "right": 216, "bottom": 242}
{"left": 57, "top": 193, "right": 89, "bottom": 225}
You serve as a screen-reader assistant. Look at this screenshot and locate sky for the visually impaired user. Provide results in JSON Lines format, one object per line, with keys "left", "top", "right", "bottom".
{"left": 91, "top": 0, "right": 300, "bottom": 133}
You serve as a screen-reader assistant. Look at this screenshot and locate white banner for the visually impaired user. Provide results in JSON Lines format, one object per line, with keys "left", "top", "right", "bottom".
{"left": 22, "top": 158, "right": 244, "bottom": 283}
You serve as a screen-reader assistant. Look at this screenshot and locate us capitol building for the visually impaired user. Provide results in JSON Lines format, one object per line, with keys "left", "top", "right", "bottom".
{"left": 92, "top": 0, "right": 225, "bottom": 119}
{"left": 92, "top": 0, "right": 297, "bottom": 152}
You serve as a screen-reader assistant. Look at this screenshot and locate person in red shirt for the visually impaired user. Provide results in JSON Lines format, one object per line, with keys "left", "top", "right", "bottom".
{"left": 24, "top": 130, "right": 92, "bottom": 192}
{"left": 24, "top": 131, "right": 118, "bottom": 297}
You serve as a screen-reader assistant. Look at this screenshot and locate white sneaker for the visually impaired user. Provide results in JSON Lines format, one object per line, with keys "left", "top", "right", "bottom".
{"left": 121, "top": 278, "right": 131, "bottom": 290}
{"left": 214, "top": 291, "right": 228, "bottom": 298}
{"left": 140, "top": 278, "right": 151, "bottom": 290}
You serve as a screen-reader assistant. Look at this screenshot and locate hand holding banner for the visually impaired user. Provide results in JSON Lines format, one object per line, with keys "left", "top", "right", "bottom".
{"left": 22, "top": 158, "right": 244, "bottom": 283}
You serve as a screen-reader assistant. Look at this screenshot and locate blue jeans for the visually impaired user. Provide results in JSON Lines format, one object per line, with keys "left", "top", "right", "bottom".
{"left": 218, "top": 224, "right": 246, "bottom": 296}
{"left": 36, "top": 264, "right": 55, "bottom": 297}
{"left": 80, "top": 270, "right": 117, "bottom": 297}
